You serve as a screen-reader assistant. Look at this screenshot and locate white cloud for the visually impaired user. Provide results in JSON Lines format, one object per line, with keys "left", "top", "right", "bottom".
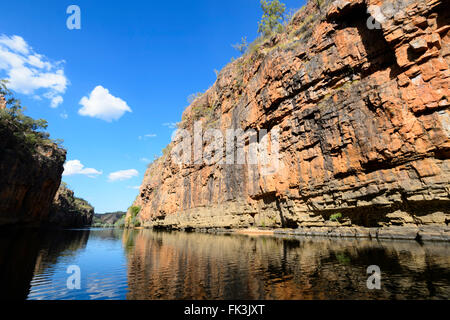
{"left": 127, "top": 186, "right": 141, "bottom": 190}
{"left": 63, "top": 160, "right": 102, "bottom": 178}
{"left": 0, "top": 35, "right": 29, "bottom": 54}
{"left": 78, "top": 86, "right": 132, "bottom": 122}
{"left": 0, "top": 34, "right": 68, "bottom": 107}
{"left": 108, "top": 169, "right": 138, "bottom": 182}
{"left": 140, "top": 157, "right": 151, "bottom": 162}
{"left": 138, "top": 133, "right": 157, "bottom": 140}
{"left": 60, "top": 111, "right": 68, "bottom": 119}
{"left": 51, "top": 95, "right": 63, "bottom": 108}
{"left": 163, "top": 122, "right": 177, "bottom": 129}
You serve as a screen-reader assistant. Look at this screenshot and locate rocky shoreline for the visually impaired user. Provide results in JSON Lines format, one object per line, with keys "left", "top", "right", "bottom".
{"left": 274, "top": 225, "right": 450, "bottom": 241}
{"left": 146, "top": 225, "right": 450, "bottom": 242}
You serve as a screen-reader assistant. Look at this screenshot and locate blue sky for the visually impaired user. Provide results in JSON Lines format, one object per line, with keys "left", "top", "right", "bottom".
{"left": 0, "top": 0, "right": 305, "bottom": 213}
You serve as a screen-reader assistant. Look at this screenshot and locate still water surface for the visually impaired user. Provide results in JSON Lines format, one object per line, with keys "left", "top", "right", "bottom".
{"left": 0, "top": 228, "right": 449, "bottom": 300}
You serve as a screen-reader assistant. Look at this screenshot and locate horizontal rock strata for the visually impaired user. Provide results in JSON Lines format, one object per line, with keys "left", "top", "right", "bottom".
{"left": 129, "top": 0, "right": 450, "bottom": 239}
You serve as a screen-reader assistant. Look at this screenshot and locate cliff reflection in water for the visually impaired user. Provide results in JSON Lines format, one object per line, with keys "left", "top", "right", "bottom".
{"left": 123, "top": 230, "right": 450, "bottom": 300}
{"left": 0, "top": 228, "right": 449, "bottom": 300}
{"left": 0, "top": 228, "right": 90, "bottom": 300}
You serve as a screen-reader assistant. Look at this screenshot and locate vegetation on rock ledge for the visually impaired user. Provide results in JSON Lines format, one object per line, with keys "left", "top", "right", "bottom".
{"left": 49, "top": 183, "right": 95, "bottom": 228}
{"left": 0, "top": 80, "right": 64, "bottom": 155}
{"left": 92, "top": 211, "right": 127, "bottom": 228}
{"left": 126, "top": 205, "right": 141, "bottom": 228}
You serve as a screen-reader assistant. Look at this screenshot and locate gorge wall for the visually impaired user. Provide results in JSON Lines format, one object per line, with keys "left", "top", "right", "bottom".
{"left": 49, "top": 183, "right": 94, "bottom": 228}
{"left": 0, "top": 120, "right": 94, "bottom": 228}
{"left": 0, "top": 125, "right": 66, "bottom": 227}
{"left": 130, "top": 0, "right": 450, "bottom": 235}
{"left": 93, "top": 212, "right": 126, "bottom": 227}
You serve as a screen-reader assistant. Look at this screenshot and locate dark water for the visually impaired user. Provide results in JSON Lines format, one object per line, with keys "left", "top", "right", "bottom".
{"left": 0, "top": 228, "right": 449, "bottom": 300}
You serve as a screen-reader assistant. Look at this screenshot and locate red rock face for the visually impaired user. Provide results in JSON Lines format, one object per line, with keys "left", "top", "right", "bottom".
{"left": 0, "top": 126, "right": 66, "bottom": 226}
{"left": 131, "top": 0, "right": 449, "bottom": 231}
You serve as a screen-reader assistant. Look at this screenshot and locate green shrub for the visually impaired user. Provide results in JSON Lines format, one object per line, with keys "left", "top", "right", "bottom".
{"left": 130, "top": 205, "right": 141, "bottom": 218}
{"left": 0, "top": 80, "right": 62, "bottom": 152}
{"left": 336, "top": 252, "right": 351, "bottom": 265}
{"left": 126, "top": 205, "right": 141, "bottom": 228}
{"left": 191, "top": 103, "right": 215, "bottom": 122}
{"left": 74, "top": 197, "right": 93, "bottom": 211}
{"left": 114, "top": 216, "right": 126, "bottom": 228}
{"left": 329, "top": 212, "right": 342, "bottom": 222}
{"left": 257, "top": 0, "right": 286, "bottom": 37}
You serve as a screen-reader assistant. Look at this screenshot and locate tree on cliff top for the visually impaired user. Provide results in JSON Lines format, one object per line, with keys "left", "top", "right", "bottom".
{"left": 231, "top": 0, "right": 286, "bottom": 57}
{"left": 258, "top": 0, "right": 286, "bottom": 37}
{"left": 0, "top": 80, "right": 62, "bottom": 150}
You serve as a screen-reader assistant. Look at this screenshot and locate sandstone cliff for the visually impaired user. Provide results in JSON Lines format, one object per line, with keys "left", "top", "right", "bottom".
{"left": 49, "top": 183, "right": 94, "bottom": 228}
{"left": 0, "top": 123, "right": 66, "bottom": 226}
{"left": 0, "top": 85, "right": 93, "bottom": 228}
{"left": 130, "top": 0, "right": 449, "bottom": 235}
{"left": 93, "top": 211, "right": 126, "bottom": 227}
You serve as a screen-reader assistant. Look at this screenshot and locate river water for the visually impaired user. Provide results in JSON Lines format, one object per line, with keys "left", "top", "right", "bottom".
{"left": 0, "top": 228, "right": 449, "bottom": 300}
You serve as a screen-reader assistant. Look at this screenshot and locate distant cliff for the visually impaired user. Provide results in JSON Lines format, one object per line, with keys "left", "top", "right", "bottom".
{"left": 129, "top": 0, "right": 449, "bottom": 236}
{"left": 93, "top": 212, "right": 126, "bottom": 227}
{"left": 49, "top": 183, "right": 94, "bottom": 228}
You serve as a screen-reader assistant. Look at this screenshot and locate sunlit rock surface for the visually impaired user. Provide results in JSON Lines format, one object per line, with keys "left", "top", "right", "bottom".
{"left": 130, "top": 0, "right": 449, "bottom": 235}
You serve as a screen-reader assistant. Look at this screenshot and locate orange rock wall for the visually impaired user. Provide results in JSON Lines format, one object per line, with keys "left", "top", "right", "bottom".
{"left": 131, "top": 0, "right": 449, "bottom": 230}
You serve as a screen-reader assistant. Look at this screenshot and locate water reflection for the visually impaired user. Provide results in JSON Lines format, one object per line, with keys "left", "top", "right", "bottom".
{"left": 124, "top": 230, "right": 450, "bottom": 300}
{"left": 0, "top": 228, "right": 449, "bottom": 300}
{"left": 0, "top": 228, "right": 90, "bottom": 300}
{"left": 26, "top": 228, "right": 128, "bottom": 300}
